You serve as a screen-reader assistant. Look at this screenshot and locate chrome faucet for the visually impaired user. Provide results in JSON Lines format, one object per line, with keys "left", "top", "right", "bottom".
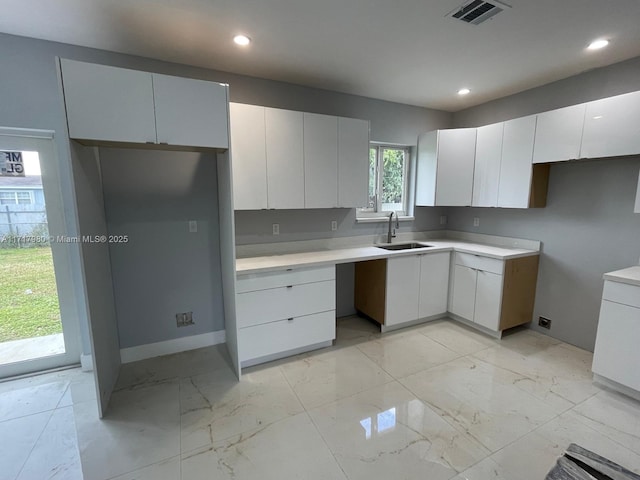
{"left": 387, "top": 211, "right": 399, "bottom": 243}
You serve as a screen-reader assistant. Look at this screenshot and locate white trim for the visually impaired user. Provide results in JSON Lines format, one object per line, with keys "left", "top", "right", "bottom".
{"left": 0, "top": 127, "right": 54, "bottom": 140}
{"left": 593, "top": 374, "right": 640, "bottom": 402}
{"left": 80, "top": 354, "right": 93, "bottom": 372}
{"left": 120, "top": 330, "right": 226, "bottom": 364}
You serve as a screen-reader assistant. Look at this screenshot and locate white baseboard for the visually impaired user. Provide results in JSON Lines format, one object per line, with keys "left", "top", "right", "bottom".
{"left": 80, "top": 354, "right": 93, "bottom": 372}
{"left": 120, "top": 330, "right": 226, "bottom": 364}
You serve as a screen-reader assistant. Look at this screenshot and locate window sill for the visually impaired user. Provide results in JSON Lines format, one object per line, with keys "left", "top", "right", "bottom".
{"left": 355, "top": 216, "right": 415, "bottom": 224}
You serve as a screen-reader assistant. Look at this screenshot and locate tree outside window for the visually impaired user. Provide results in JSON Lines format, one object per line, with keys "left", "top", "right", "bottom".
{"left": 365, "top": 145, "right": 409, "bottom": 214}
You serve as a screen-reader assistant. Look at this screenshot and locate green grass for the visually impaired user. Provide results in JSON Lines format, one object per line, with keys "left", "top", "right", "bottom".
{"left": 0, "top": 247, "right": 62, "bottom": 343}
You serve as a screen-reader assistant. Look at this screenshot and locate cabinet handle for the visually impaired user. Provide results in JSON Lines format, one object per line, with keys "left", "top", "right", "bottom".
{"left": 286, "top": 269, "right": 293, "bottom": 271}
{"left": 286, "top": 285, "right": 293, "bottom": 289}
{"left": 287, "top": 317, "right": 294, "bottom": 321}
{"left": 159, "top": 142, "right": 168, "bottom": 145}
{"left": 145, "top": 141, "right": 155, "bottom": 144}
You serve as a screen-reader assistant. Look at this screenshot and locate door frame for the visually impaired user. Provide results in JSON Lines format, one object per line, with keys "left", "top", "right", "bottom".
{"left": 0, "top": 127, "right": 82, "bottom": 378}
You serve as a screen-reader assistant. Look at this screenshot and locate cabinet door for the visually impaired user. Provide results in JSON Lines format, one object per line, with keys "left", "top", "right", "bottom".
{"left": 265, "top": 108, "right": 304, "bottom": 209}
{"left": 338, "top": 117, "right": 369, "bottom": 208}
{"left": 230, "top": 103, "right": 268, "bottom": 210}
{"left": 581, "top": 91, "right": 640, "bottom": 159}
{"left": 450, "top": 265, "right": 476, "bottom": 321}
{"left": 435, "top": 129, "right": 476, "bottom": 206}
{"left": 418, "top": 252, "right": 450, "bottom": 318}
{"left": 635, "top": 169, "right": 640, "bottom": 214}
{"left": 385, "top": 256, "right": 420, "bottom": 326}
{"left": 497, "top": 116, "right": 536, "bottom": 208}
{"left": 60, "top": 59, "right": 156, "bottom": 144}
{"left": 533, "top": 104, "right": 585, "bottom": 164}
{"left": 153, "top": 74, "right": 229, "bottom": 149}
{"left": 473, "top": 270, "right": 502, "bottom": 331}
{"left": 473, "top": 123, "right": 503, "bottom": 207}
{"left": 593, "top": 300, "right": 640, "bottom": 391}
{"left": 304, "top": 113, "right": 338, "bottom": 208}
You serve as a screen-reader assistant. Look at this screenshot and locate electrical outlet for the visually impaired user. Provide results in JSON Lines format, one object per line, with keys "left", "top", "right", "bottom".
{"left": 473, "top": 217, "right": 480, "bottom": 227}
{"left": 331, "top": 220, "right": 337, "bottom": 231}
{"left": 272, "top": 223, "right": 280, "bottom": 235}
{"left": 176, "top": 312, "right": 194, "bottom": 327}
{"left": 440, "top": 215, "right": 447, "bottom": 225}
{"left": 538, "top": 316, "right": 551, "bottom": 329}
{"left": 188, "top": 220, "right": 198, "bottom": 233}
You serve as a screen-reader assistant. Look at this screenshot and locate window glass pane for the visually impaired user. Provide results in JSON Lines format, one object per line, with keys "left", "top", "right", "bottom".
{"left": 16, "top": 192, "right": 32, "bottom": 205}
{"left": 0, "top": 192, "right": 16, "bottom": 205}
{"left": 381, "top": 148, "right": 405, "bottom": 212}
{"left": 368, "top": 147, "right": 377, "bottom": 209}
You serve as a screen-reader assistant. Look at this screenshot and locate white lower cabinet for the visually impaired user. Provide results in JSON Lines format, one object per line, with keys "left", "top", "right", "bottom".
{"left": 385, "top": 256, "right": 421, "bottom": 327}
{"left": 593, "top": 279, "right": 640, "bottom": 393}
{"left": 450, "top": 253, "right": 504, "bottom": 332}
{"left": 236, "top": 266, "right": 336, "bottom": 366}
{"left": 418, "top": 252, "right": 451, "bottom": 318}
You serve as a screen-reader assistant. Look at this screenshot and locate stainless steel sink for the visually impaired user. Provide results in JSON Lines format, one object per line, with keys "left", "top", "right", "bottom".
{"left": 376, "top": 242, "right": 435, "bottom": 251}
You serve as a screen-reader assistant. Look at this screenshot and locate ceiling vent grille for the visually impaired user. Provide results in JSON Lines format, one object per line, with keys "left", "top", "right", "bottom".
{"left": 447, "top": 0, "right": 509, "bottom": 25}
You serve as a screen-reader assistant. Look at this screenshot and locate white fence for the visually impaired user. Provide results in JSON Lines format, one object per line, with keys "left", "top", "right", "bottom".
{"left": 0, "top": 205, "right": 48, "bottom": 238}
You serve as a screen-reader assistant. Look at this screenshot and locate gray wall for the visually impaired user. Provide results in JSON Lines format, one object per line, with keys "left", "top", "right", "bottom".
{"left": 100, "top": 148, "right": 224, "bottom": 348}
{"left": 0, "top": 32, "right": 448, "bottom": 351}
{"left": 452, "top": 58, "right": 640, "bottom": 351}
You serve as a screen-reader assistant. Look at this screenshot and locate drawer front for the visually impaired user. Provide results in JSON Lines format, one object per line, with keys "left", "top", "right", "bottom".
{"left": 455, "top": 252, "right": 503, "bottom": 275}
{"left": 237, "top": 265, "right": 335, "bottom": 293}
{"left": 602, "top": 280, "right": 640, "bottom": 309}
{"left": 237, "top": 280, "right": 335, "bottom": 328}
{"left": 239, "top": 310, "right": 336, "bottom": 362}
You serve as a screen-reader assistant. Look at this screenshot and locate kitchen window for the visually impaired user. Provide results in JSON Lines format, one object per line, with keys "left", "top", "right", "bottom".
{"left": 358, "top": 144, "right": 411, "bottom": 219}
{"left": 0, "top": 191, "right": 33, "bottom": 205}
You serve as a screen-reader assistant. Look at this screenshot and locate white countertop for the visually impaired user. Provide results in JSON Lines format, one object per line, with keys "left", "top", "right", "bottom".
{"left": 236, "top": 238, "right": 539, "bottom": 275}
{"left": 603, "top": 266, "right": 640, "bottom": 287}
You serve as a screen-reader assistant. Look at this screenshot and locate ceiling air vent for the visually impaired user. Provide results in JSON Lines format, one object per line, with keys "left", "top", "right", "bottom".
{"left": 447, "top": 0, "right": 510, "bottom": 25}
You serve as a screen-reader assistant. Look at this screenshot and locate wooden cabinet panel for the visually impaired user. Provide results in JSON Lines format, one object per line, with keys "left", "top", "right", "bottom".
{"left": 581, "top": 91, "right": 640, "bottom": 159}
{"left": 418, "top": 252, "right": 450, "bottom": 318}
{"left": 338, "top": 117, "right": 369, "bottom": 208}
{"left": 473, "top": 271, "right": 502, "bottom": 331}
{"left": 61, "top": 59, "right": 156, "bottom": 144}
{"left": 450, "top": 265, "right": 477, "bottom": 321}
{"left": 230, "top": 103, "right": 268, "bottom": 210}
{"left": 152, "top": 74, "right": 229, "bottom": 148}
{"left": 304, "top": 113, "right": 338, "bottom": 208}
{"left": 385, "top": 256, "right": 421, "bottom": 326}
{"left": 533, "top": 104, "right": 585, "bottom": 163}
{"left": 265, "top": 108, "right": 304, "bottom": 209}
{"left": 473, "top": 123, "right": 503, "bottom": 207}
{"left": 498, "top": 116, "right": 536, "bottom": 208}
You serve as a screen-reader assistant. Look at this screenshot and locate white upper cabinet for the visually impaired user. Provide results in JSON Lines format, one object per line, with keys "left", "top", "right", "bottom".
{"left": 581, "top": 91, "right": 640, "bottom": 159}
{"left": 338, "top": 117, "right": 369, "bottom": 208}
{"left": 61, "top": 59, "right": 156, "bottom": 144}
{"left": 265, "top": 108, "right": 305, "bottom": 209}
{"left": 532, "top": 104, "right": 585, "bottom": 164}
{"left": 304, "top": 113, "right": 338, "bottom": 208}
{"left": 635, "top": 169, "right": 640, "bottom": 214}
{"left": 152, "top": 74, "right": 229, "bottom": 149}
{"left": 416, "top": 128, "right": 476, "bottom": 207}
{"left": 230, "top": 104, "right": 268, "bottom": 210}
{"left": 497, "top": 116, "right": 537, "bottom": 208}
{"left": 60, "top": 59, "right": 229, "bottom": 149}
{"left": 472, "top": 122, "right": 503, "bottom": 207}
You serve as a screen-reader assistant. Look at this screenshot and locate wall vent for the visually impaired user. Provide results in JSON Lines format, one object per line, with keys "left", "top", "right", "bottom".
{"left": 447, "top": 0, "right": 510, "bottom": 25}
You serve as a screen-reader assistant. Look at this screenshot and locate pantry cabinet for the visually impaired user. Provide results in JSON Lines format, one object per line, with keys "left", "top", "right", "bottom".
{"left": 416, "top": 129, "right": 477, "bottom": 207}
{"left": 60, "top": 59, "right": 229, "bottom": 149}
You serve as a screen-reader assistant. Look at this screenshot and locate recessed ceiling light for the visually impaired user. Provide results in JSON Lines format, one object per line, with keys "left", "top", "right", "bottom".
{"left": 233, "top": 34, "right": 251, "bottom": 46}
{"left": 458, "top": 88, "right": 471, "bottom": 96}
{"left": 587, "top": 39, "right": 609, "bottom": 50}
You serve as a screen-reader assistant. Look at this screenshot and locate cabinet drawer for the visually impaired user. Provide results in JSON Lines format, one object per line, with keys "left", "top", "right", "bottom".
{"left": 454, "top": 252, "right": 503, "bottom": 275}
{"left": 239, "top": 310, "right": 336, "bottom": 362}
{"left": 602, "top": 281, "right": 640, "bottom": 309}
{"left": 237, "top": 280, "right": 335, "bottom": 328}
{"left": 236, "top": 265, "right": 335, "bottom": 293}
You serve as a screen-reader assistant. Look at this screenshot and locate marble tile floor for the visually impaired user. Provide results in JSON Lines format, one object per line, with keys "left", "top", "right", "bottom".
{"left": 2, "top": 316, "right": 640, "bottom": 479}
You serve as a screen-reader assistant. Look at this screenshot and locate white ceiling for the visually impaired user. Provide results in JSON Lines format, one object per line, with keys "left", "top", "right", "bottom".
{"left": 3, "top": 0, "right": 640, "bottom": 111}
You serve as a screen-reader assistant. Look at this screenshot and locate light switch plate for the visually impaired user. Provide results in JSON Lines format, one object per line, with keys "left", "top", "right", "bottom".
{"left": 473, "top": 217, "right": 480, "bottom": 227}
{"left": 331, "top": 220, "right": 337, "bottom": 231}
{"left": 188, "top": 220, "right": 198, "bottom": 233}
{"left": 272, "top": 223, "right": 280, "bottom": 235}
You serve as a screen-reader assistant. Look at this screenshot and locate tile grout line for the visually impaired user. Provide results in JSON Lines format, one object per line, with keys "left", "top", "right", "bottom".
{"left": 12, "top": 408, "right": 56, "bottom": 480}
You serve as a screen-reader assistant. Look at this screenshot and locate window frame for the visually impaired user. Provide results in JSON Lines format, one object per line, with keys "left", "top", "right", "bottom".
{"left": 0, "top": 190, "right": 34, "bottom": 205}
{"left": 358, "top": 143, "right": 412, "bottom": 219}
